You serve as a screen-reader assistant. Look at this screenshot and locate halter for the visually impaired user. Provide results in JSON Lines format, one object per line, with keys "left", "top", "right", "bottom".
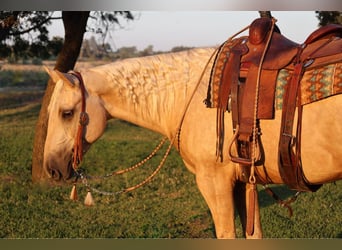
{"left": 69, "top": 71, "right": 89, "bottom": 170}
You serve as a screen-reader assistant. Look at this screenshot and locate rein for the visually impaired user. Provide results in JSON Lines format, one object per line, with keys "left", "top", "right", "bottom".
{"left": 67, "top": 50, "right": 218, "bottom": 205}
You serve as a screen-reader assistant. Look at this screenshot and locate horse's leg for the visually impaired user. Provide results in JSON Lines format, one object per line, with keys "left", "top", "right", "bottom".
{"left": 193, "top": 164, "right": 237, "bottom": 238}
{"left": 234, "top": 182, "right": 248, "bottom": 234}
{"left": 234, "top": 182, "right": 263, "bottom": 238}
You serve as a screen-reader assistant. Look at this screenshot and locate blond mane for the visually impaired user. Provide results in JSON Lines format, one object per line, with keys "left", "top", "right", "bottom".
{"left": 88, "top": 47, "right": 215, "bottom": 124}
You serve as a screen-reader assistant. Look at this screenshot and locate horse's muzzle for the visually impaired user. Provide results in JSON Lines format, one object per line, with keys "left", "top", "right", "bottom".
{"left": 47, "top": 161, "right": 75, "bottom": 182}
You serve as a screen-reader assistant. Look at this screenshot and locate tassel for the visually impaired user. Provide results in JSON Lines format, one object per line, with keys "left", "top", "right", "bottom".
{"left": 70, "top": 184, "right": 78, "bottom": 201}
{"left": 84, "top": 190, "right": 95, "bottom": 206}
{"left": 246, "top": 183, "right": 256, "bottom": 236}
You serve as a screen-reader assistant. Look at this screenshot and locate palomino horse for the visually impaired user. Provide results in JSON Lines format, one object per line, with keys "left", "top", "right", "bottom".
{"left": 43, "top": 47, "right": 342, "bottom": 238}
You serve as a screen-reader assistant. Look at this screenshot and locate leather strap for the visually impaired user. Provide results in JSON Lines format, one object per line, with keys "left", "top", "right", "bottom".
{"left": 279, "top": 63, "right": 303, "bottom": 187}
{"left": 239, "top": 64, "right": 259, "bottom": 137}
{"left": 216, "top": 43, "right": 248, "bottom": 161}
{"left": 246, "top": 183, "right": 256, "bottom": 236}
{"left": 70, "top": 71, "right": 89, "bottom": 170}
{"left": 277, "top": 34, "right": 339, "bottom": 191}
{"left": 278, "top": 57, "right": 321, "bottom": 191}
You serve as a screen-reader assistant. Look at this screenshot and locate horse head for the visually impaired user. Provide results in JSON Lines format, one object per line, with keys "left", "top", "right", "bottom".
{"left": 43, "top": 68, "right": 108, "bottom": 181}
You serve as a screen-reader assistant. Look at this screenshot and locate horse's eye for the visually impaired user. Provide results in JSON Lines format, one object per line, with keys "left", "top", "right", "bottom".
{"left": 62, "top": 110, "right": 74, "bottom": 119}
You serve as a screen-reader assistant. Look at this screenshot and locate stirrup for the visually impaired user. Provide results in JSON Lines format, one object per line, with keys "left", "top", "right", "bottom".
{"left": 228, "top": 125, "right": 253, "bottom": 165}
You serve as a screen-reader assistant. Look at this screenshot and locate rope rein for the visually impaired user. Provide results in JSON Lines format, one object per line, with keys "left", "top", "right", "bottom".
{"left": 90, "top": 136, "right": 168, "bottom": 179}
{"left": 74, "top": 135, "right": 173, "bottom": 196}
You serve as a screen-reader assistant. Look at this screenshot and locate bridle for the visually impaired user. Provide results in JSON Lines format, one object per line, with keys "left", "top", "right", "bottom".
{"left": 69, "top": 71, "right": 89, "bottom": 171}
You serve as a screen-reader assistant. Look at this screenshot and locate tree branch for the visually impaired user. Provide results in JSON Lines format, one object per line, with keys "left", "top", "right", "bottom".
{"left": 8, "top": 13, "right": 57, "bottom": 37}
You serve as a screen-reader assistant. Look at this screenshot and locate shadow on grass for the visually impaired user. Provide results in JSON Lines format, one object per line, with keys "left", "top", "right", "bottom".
{"left": 258, "top": 184, "right": 299, "bottom": 208}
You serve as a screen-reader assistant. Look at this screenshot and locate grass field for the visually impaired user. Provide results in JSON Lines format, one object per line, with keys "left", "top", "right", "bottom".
{"left": 0, "top": 69, "right": 341, "bottom": 238}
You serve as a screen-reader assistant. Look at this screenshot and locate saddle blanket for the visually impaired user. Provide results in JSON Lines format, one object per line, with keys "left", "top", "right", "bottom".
{"left": 276, "top": 62, "right": 342, "bottom": 109}
{"left": 206, "top": 61, "right": 342, "bottom": 111}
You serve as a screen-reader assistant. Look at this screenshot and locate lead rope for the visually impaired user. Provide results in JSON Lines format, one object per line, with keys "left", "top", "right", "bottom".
{"left": 246, "top": 18, "right": 277, "bottom": 236}
{"left": 70, "top": 47, "right": 219, "bottom": 206}
{"left": 77, "top": 135, "right": 173, "bottom": 197}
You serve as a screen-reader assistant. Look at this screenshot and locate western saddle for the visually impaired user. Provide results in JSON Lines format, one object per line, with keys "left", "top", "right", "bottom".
{"left": 206, "top": 17, "right": 342, "bottom": 192}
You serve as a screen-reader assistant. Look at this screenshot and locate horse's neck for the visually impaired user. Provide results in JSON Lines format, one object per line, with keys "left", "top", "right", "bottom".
{"left": 84, "top": 49, "right": 214, "bottom": 137}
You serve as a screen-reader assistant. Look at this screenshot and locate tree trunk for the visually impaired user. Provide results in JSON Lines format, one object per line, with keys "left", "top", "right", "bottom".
{"left": 31, "top": 11, "right": 90, "bottom": 183}
{"left": 258, "top": 11, "right": 272, "bottom": 18}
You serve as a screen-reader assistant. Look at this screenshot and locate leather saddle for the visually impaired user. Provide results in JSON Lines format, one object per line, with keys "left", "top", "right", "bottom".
{"left": 206, "top": 17, "right": 342, "bottom": 191}
{"left": 239, "top": 18, "right": 342, "bottom": 119}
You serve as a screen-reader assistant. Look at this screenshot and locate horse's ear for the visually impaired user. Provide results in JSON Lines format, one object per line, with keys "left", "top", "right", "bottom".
{"left": 43, "top": 66, "right": 60, "bottom": 83}
{"left": 43, "top": 66, "right": 75, "bottom": 88}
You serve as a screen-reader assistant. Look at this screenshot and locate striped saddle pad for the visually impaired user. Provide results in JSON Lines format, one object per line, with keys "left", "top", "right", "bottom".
{"left": 206, "top": 61, "right": 342, "bottom": 110}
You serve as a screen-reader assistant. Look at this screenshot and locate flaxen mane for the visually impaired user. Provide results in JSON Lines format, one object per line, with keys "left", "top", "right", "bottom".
{"left": 88, "top": 48, "right": 215, "bottom": 123}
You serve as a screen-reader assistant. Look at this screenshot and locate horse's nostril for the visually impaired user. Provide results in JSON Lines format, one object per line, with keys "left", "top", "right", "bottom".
{"left": 49, "top": 168, "right": 62, "bottom": 181}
